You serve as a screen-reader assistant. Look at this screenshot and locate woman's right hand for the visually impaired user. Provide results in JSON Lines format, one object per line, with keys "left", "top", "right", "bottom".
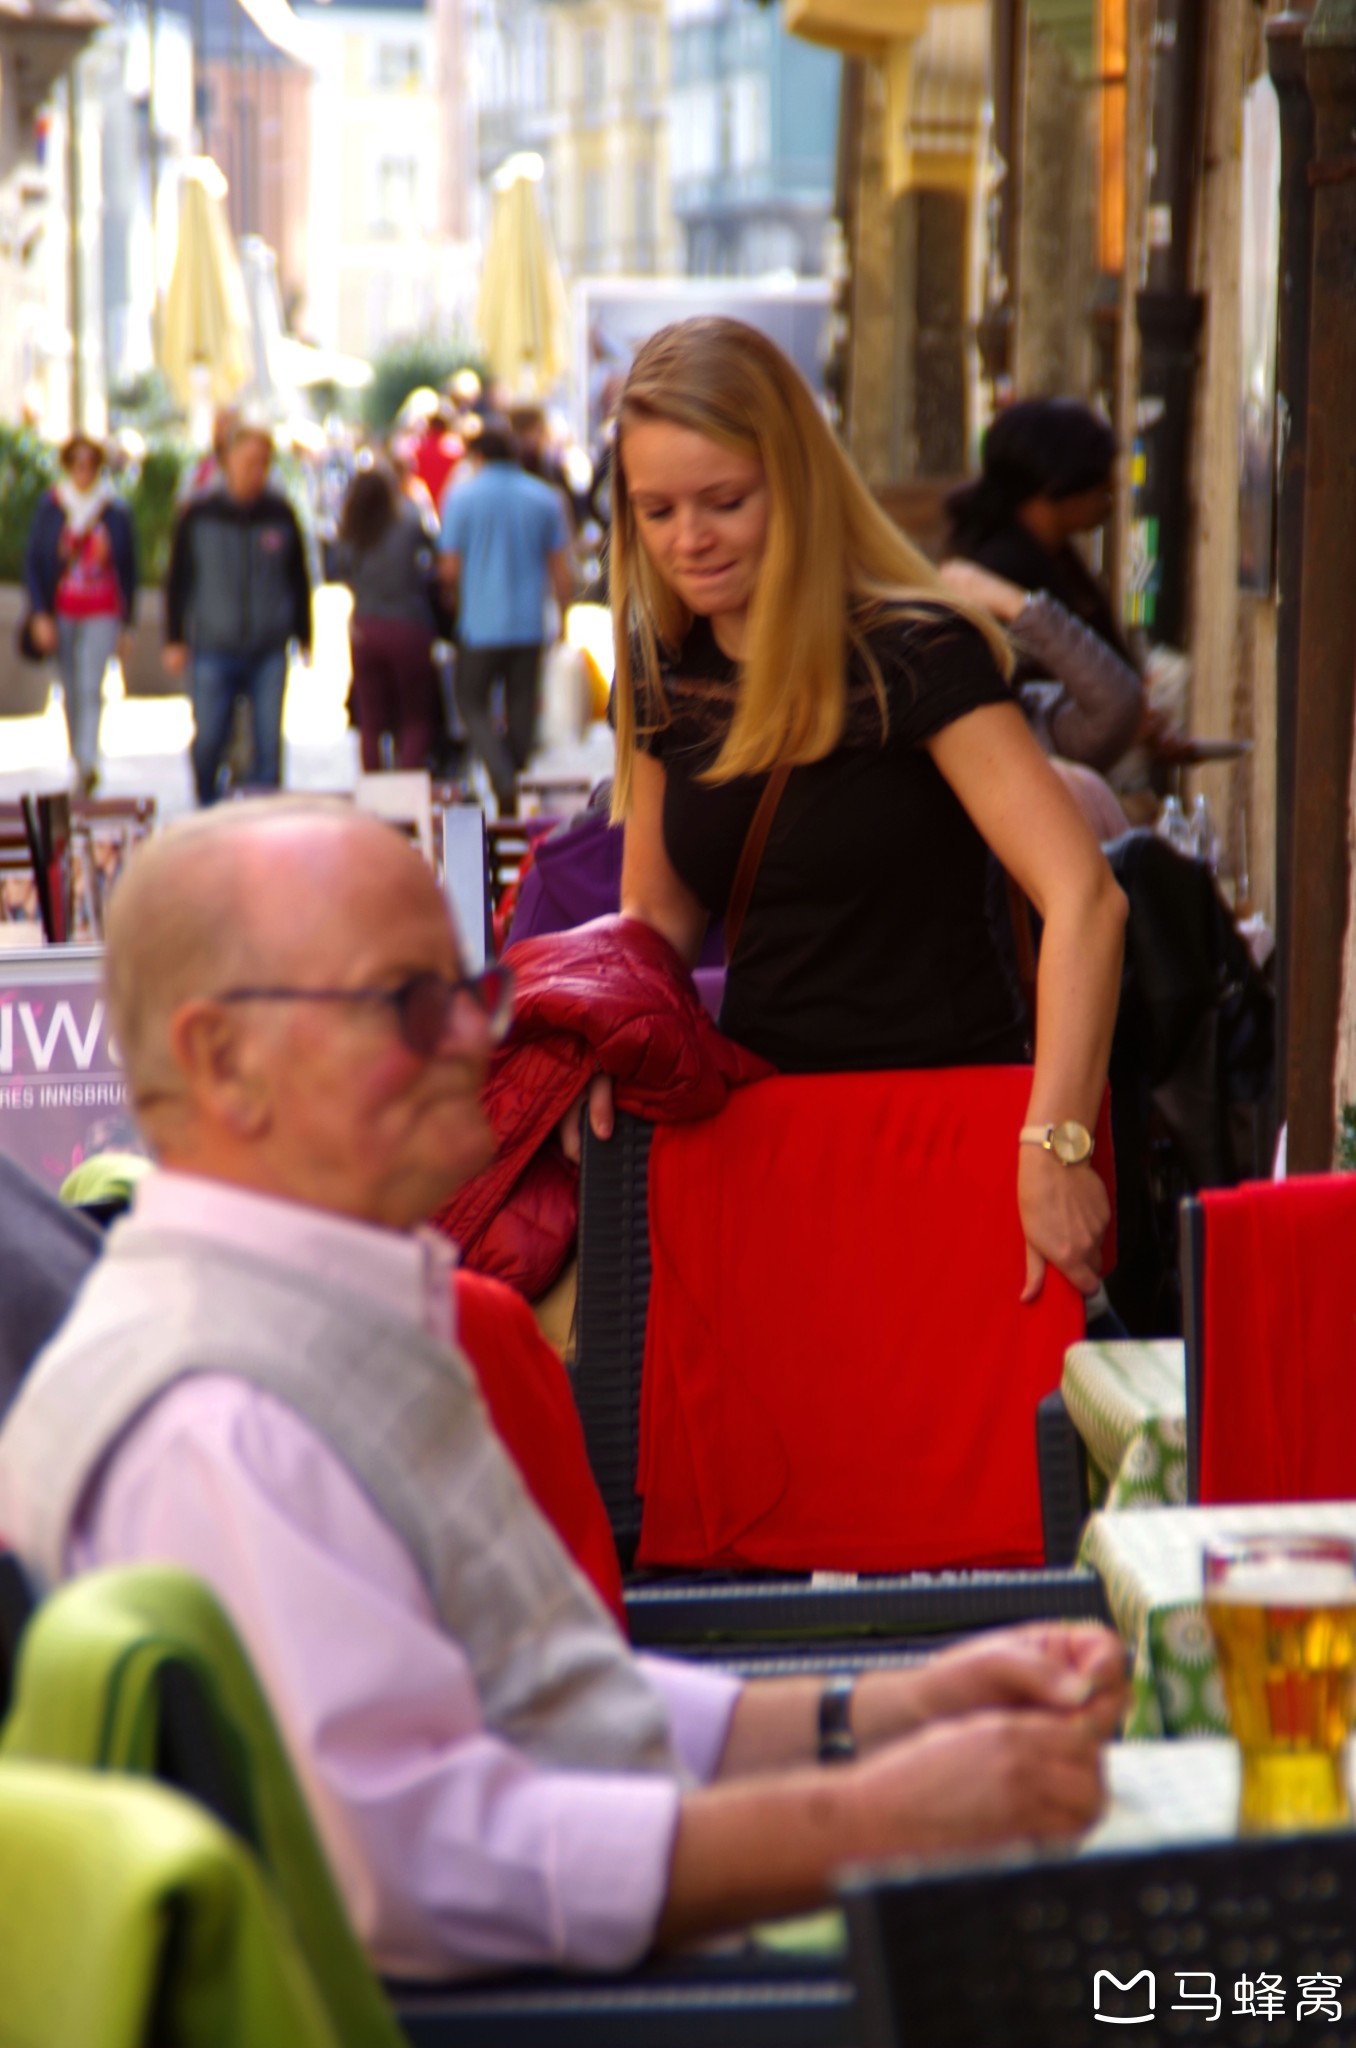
{"left": 557, "top": 1073, "right": 615, "bottom": 1164}
{"left": 31, "top": 613, "right": 58, "bottom": 655}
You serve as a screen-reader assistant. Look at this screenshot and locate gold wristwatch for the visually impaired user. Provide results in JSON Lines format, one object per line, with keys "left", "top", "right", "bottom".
{"left": 1019, "top": 1120, "right": 1095, "bottom": 1166}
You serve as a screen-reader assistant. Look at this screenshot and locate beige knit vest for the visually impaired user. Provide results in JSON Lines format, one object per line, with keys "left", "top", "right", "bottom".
{"left": 0, "top": 1227, "right": 681, "bottom": 1779}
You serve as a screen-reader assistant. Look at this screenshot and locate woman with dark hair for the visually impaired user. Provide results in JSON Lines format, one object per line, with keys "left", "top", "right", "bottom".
{"left": 24, "top": 433, "right": 137, "bottom": 794}
{"left": 945, "top": 398, "right": 1131, "bottom": 666}
{"left": 333, "top": 459, "right": 443, "bottom": 772}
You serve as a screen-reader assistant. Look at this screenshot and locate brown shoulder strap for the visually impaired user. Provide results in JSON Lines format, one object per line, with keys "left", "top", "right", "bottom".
{"left": 725, "top": 765, "right": 791, "bottom": 965}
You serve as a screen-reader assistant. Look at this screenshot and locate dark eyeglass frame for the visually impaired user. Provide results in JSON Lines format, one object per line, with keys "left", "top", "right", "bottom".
{"left": 215, "top": 965, "right": 514, "bottom": 1056}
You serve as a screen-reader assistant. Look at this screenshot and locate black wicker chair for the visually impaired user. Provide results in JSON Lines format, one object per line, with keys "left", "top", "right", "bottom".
{"left": 575, "top": 1115, "right": 1102, "bottom": 1650}
{"left": 844, "top": 1829, "right": 1356, "bottom": 2046}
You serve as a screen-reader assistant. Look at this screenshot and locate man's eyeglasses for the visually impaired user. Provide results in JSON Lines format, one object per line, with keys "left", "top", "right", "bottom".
{"left": 215, "top": 965, "right": 514, "bottom": 1056}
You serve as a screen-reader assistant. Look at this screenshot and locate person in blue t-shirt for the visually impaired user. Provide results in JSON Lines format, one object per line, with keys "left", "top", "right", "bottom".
{"left": 439, "top": 418, "right": 575, "bottom": 813}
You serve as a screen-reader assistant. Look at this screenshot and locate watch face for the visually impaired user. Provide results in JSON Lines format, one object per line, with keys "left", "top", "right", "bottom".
{"left": 1050, "top": 1120, "right": 1095, "bottom": 1165}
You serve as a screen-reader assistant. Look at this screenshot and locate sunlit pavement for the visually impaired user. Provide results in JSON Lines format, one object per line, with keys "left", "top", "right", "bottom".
{"left": 0, "top": 592, "right": 618, "bottom": 820}
{"left": 0, "top": 585, "right": 361, "bottom": 818}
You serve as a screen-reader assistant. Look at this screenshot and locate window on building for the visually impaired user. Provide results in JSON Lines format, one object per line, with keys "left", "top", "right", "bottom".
{"left": 373, "top": 155, "right": 419, "bottom": 236}
{"left": 526, "top": 15, "right": 549, "bottom": 108}
{"left": 634, "top": 160, "right": 655, "bottom": 265}
{"left": 374, "top": 40, "right": 423, "bottom": 91}
{"left": 717, "top": 84, "right": 734, "bottom": 172}
{"left": 584, "top": 167, "right": 606, "bottom": 268}
{"left": 633, "top": 13, "right": 657, "bottom": 91}
{"left": 581, "top": 27, "right": 606, "bottom": 111}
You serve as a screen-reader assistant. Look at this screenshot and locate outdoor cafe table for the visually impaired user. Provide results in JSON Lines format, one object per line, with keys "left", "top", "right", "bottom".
{"left": 1061, "top": 1338, "right": 1187, "bottom": 1510}
{"left": 1080, "top": 1501, "right": 1356, "bottom": 1740}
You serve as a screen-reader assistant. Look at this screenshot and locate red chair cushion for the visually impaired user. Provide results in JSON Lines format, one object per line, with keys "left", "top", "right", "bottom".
{"left": 1199, "top": 1173, "right": 1356, "bottom": 1504}
{"left": 635, "top": 1069, "right": 1100, "bottom": 1574}
{"left": 454, "top": 1270, "right": 627, "bottom": 1626}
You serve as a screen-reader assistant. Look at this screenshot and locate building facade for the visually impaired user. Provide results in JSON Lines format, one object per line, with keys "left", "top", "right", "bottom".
{"left": 670, "top": 0, "right": 839, "bottom": 279}
{"left": 300, "top": 0, "right": 475, "bottom": 359}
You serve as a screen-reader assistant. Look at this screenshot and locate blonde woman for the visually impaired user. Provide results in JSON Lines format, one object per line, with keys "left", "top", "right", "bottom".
{"left": 573, "top": 317, "right": 1126, "bottom": 1305}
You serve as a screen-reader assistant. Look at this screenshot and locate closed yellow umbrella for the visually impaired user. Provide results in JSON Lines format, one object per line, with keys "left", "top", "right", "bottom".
{"left": 476, "top": 154, "right": 569, "bottom": 399}
{"left": 159, "top": 158, "right": 253, "bottom": 411}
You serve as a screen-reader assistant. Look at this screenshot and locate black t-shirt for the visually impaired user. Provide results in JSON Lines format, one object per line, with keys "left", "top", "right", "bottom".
{"left": 635, "top": 605, "right": 1030, "bottom": 1074}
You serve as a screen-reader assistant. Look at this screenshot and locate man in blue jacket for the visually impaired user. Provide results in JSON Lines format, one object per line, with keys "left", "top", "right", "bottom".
{"left": 165, "top": 420, "right": 312, "bottom": 805}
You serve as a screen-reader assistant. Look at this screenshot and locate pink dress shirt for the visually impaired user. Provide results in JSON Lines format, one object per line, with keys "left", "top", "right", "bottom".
{"left": 66, "top": 1172, "right": 741, "bottom": 1980}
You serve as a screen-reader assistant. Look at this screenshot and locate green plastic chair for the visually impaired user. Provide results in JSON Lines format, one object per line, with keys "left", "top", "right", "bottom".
{"left": 0, "top": 1759, "right": 341, "bottom": 2048}
{"left": 0, "top": 1564, "right": 407, "bottom": 2048}
{"left": 1, "top": 1564, "right": 859, "bottom": 2048}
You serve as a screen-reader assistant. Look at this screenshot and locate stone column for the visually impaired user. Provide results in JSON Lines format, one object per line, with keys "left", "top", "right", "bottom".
{"left": 1289, "top": 0, "right": 1356, "bottom": 1168}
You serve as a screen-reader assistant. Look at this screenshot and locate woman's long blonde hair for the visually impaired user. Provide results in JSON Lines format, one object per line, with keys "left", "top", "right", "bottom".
{"left": 609, "top": 316, "right": 1011, "bottom": 817}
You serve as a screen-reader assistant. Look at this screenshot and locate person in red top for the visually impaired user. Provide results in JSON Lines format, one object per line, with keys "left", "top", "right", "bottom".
{"left": 24, "top": 434, "right": 138, "bottom": 793}
{"left": 397, "top": 391, "right": 463, "bottom": 513}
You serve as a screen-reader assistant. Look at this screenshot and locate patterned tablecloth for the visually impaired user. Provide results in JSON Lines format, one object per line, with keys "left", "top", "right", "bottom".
{"left": 1061, "top": 1339, "right": 1187, "bottom": 1510}
{"left": 1080, "top": 1500, "right": 1356, "bottom": 1738}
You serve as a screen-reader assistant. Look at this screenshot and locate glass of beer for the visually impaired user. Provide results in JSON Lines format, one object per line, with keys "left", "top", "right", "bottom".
{"left": 1204, "top": 1534, "right": 1356, "bottom": 1833}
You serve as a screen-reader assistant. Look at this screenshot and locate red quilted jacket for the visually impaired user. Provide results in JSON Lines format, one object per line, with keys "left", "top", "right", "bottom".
{"left": 433, "top": 916, "right": 771, "bottom": 1297}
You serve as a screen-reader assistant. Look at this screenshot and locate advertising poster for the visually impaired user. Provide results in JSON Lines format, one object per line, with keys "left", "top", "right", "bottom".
{"left": 0, "top": 948, "right": 142, "bottom": 1193}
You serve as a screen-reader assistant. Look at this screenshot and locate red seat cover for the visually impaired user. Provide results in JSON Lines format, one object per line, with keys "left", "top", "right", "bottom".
{"left": 1199, "top": 1173, "right": 1356, "bottom": 1504}
{"left": 636, "top": 1069, "right": 1100, "bottom": 1573}
{"left": 454, "top": 1269, "right": 627, "bottom": 1626}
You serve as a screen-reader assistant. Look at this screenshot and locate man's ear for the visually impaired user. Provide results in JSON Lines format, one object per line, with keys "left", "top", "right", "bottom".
{"left": 167, "top": 1000, "right": 272, "bottom": 1137}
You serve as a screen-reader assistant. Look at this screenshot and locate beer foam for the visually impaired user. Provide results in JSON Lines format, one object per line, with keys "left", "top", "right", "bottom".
{"left": 1206, "top": 1560, "right": 1356, "bottom": 1607}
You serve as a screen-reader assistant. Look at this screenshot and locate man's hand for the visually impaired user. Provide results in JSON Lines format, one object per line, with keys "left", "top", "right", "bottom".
{"left": 860, "top": 1624, "right": 1128, "bottom": 1747}
{"left": 163, "top": 643, "right": 190, "bottom": 680}
{"left": 848, "top": 1707, "right": 1107, "bottom": 1859}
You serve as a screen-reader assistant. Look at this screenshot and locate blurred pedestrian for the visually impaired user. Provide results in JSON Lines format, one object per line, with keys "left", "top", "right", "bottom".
{"left": 179, "top": 405, "right": 240, "bottom": 503}
{"left": 23, "top": 432, "right": 138, "bottom": 794}
{"left": 164, "top": 419, "right": 312, "bottom": 805}
{"left": 403, "top": 387, "right": 467, "bottom": 512}
{"left": 332, "top": 460, "right": 443, "bottom": 772}
{"left": 438, "top": 416, "right": 575, "bottom": 814}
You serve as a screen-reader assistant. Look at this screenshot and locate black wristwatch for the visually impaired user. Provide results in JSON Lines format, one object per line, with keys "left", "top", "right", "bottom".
{"left": 817, "top": 1674, "right": 857, "bottom": 1764}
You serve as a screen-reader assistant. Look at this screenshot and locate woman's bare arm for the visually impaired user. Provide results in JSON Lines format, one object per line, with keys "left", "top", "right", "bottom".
{"left": 924, "top": 701, "right": 1126, "bottom": 1300}
{"left": 620, "top": 750, "right": 711, "bottom": 968}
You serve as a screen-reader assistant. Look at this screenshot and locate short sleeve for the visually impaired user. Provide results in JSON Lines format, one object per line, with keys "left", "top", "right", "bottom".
{"left": 872, "top": 610, "right": 1014, "bottom": 749}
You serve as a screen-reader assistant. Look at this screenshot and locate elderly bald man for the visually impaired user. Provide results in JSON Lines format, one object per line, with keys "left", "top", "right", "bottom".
{"left": 0, "top": 799, "right": 1126, "bottom": 1980}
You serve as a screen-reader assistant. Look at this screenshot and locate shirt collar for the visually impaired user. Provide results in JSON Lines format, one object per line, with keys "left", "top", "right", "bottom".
{"left": 128, "top": 1170, "right": 457, "bottom": 1349}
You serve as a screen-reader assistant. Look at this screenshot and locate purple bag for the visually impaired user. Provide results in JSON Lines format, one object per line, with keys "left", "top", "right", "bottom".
{"left": 511, "top": 810, "right": 727, "bottom": 1000}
